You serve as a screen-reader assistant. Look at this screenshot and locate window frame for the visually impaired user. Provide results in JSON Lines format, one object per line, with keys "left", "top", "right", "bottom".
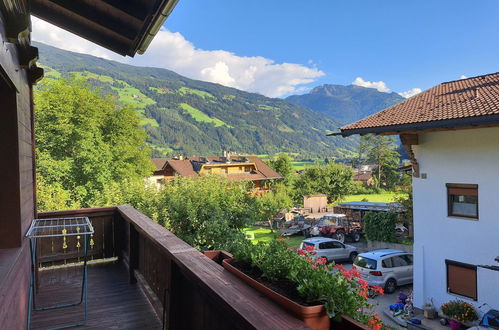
{"left": 445, "top": 259, "right": 478, "bottom": 301}
{"left": 446, "top": 183, "right": 479, "bottom": 219}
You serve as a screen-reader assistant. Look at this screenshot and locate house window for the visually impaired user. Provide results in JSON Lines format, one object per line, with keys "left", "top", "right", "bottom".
{"left": 446, "top": 183, "right": 478, "bottom": 219}
{"left": 446, "top": 260, "right": 477, "bottom": 300}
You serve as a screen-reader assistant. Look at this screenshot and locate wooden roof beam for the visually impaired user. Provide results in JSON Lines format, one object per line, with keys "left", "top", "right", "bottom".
{"left": 32, "top": 0, "right": 141, "bottom": 40}
{"left": 101, "top": 0, "right": 152, "bottom": 21}
{"left": 31, "top": 1, "right": 135, "bottom": 56}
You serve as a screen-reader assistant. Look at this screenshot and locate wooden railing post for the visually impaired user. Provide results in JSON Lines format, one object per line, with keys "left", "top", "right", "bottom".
{"left": 129, "top": 223, "right": 139, "bottom": 284}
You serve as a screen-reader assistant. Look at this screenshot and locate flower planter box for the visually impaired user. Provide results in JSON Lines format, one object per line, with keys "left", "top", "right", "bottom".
{"left": 222, "top": 258, "right": 329, "bottom": 330}
{"left": 202, "top": 250, "right": 233, "bottom": 265}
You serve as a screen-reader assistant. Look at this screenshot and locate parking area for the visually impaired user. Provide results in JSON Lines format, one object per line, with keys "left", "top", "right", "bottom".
{"left": 336, "top": 257, "right": 413, "bottom": 330}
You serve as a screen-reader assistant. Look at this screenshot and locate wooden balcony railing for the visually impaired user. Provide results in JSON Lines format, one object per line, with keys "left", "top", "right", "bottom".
{"left": 38, "top": 205, "right": 367, "bottom": 330}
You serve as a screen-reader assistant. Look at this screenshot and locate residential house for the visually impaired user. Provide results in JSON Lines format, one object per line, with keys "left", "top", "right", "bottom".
{"left": 336, "top": 73, "right": 499, "bottom": 311}
{"left": 151, "top": 155, "right": 282, "bottom": 192}
{"left": 353, "top": 169, "right": 375, "bottom": 186}
{"left": 0, "top": 2, "right": 331, "bottom": 329}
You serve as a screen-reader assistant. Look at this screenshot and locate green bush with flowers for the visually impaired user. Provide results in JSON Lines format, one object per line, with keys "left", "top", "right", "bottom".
{"left": 441, "top": 300, "right": 478, "bottom": 323}
{"left": 230, "top": 238, "right": 387, "bottom": 329}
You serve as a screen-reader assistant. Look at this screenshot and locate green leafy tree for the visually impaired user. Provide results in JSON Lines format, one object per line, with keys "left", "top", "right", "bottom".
{"left": 35, "top": 79, "right": 153, "bottom": 209}
{"left": 395, "top": 173, "right": 413, "bottom": 236}
{"left": 359, "top": 134, "right": 400, "bottom": 188}
{"left": 293, "top": 162, "right": 354, "bottom": 203}
{"left": 266, "top": 154, "right": 295, "bottom": 186}
{"left": 159, "top": 176, "right": 258, "bottom": 250}
{"left": 363, "top": 211, "right": 397, "bottom": 243}
{"left": 254, "top": 183, "right": 294, "bottom": 230}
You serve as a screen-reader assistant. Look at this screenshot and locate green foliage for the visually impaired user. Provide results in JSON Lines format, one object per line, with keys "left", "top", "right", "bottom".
{"left": 395, "top": 173, "right": 413, "bottom": 227}
{"left": 293, "top": 162, "right": 354, "bottom": 203}
{"left": 35, "top": 78, "right": 153, "bottom": 210}
{"left": 266, "top": 154, "right": 295, "bottom": 186}
{"left": 158, "top": 176, "right": 258, "bottom": 250}
{"left": 254, "top": 184, "right": 294, "bottom": 228}
{"left": 178, "top": 86, "right": 215, "bottom": 99}
{"left": 37, "top": 176, "right": 81, "bottom": 211}
{"left": 360, "top": 134, "right": 401, "bottom": 189}
{"left": 363, "top": 211, "right": 397, "bottom": 242}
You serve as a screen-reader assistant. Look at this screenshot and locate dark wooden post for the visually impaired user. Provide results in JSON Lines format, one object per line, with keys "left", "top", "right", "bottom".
{"left": 129, "top": 223, "right": 139, "bottom": 284}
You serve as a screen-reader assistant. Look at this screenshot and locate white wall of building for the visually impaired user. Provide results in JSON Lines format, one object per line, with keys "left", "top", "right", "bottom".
{"left": 412, "top": 127, "right": 499, "bottom": 310}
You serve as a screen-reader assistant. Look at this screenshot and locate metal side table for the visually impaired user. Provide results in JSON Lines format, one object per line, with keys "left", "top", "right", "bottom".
{"left": 26, "top": 217, "right": 94, "bottom": 329}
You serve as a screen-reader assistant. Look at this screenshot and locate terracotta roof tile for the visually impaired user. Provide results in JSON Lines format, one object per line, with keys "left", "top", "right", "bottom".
{"left": 151, "top": 158, "right": 167, "bottom": 171}
{"left": 340, "top": 72, "right": 499, "bottom": 134}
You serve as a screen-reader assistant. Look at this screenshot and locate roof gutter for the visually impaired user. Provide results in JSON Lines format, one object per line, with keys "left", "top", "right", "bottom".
{"left": 136, "top": 0, "right": 180, "bottom": 55}
{"left": 331, "top": 113, "right": 499, "bottom": 137}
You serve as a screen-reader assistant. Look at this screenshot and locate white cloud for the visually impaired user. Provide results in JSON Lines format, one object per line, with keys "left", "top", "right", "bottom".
{"left": 460, "top": 75, "right": 467, "bottom": 79}
{"left": 31, "top": 17, "right": 324, "bottom": 98}
{"left": 352, "top": 76, "right": 421, "bottom": 99}
{"left": 352, "top": 77, "right": 391, "bottom": 93}
{"left": 398, "top": 88, "right": 422, "bottom": 99}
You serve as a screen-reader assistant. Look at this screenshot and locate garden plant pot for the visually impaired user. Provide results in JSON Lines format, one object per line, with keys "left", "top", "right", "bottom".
{"left": 203, "top": 250, "right": 233, "bottom": 265}
{"left": 449, "top": 319, "right": 461, "bottom": 330}
{"left": 222, "top": 258, "right": 330, "bottom": 330}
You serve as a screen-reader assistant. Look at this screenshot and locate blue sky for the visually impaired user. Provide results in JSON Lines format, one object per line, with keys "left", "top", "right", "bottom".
{"left": 166, "top": 0, "right": 499, "bottom": 93}
{"left": 32, "top": 0, "right": 499, "bottom": 98}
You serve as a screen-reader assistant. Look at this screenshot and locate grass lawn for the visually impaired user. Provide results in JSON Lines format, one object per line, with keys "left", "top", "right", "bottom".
{"left": 338, "top": 192, "right": 407, "bottom": 204}
{"left": 179, "top": 103, "right": 230, "bottom": 127}
{"left": 243, "top": 226, "right": 304, "bottom": 249}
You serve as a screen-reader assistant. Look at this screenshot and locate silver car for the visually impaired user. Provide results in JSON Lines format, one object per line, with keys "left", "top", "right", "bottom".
{"left": 300, "top": 237, "right": 358, "bottom": 263}
{"left": 353, "top": 249, "right": 413, "bottom": 293}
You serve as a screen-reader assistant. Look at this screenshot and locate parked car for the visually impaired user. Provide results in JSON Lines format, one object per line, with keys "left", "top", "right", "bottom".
{"left": 299, "top": 237, "right": 358, "bottom": 263}
{"left": 352, "top": 249, "right": 413, "bottom": 293}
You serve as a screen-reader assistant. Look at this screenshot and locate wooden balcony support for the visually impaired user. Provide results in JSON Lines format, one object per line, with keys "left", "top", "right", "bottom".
{"left": 400, "top": 133, "right": 420, "bottom": 178}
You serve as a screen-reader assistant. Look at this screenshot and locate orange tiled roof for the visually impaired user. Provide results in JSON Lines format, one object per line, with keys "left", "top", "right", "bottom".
{"left": 151, "top": 158, "right": 168, "bottom": 171}
{"left": 339, "top": 72, "right": 499, "bottom": 135}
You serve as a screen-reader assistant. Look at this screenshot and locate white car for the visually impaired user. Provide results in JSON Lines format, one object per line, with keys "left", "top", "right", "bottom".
{"left": 353, "top": 249, "right": 413, "bottom": 293}
{"left": 300, "top": 237, "right": 358, "bottom": 263}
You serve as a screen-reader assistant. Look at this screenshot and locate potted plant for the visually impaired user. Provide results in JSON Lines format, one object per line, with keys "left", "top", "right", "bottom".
{"left": 440, "top": 300, "right": 478, "bottom": 330}
{"left": 423, "top": 299, "right": 437, "bottom": 319}
{"left": 222, "top": 238, "right": 384, "bottom": 330}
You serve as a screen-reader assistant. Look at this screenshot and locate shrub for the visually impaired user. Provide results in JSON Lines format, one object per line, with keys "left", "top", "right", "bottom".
{"left": 441, "top": 300, "right": 478, "bottom": 323}
{"left": 363, "top": 211, "right": 397, "bottom": 243}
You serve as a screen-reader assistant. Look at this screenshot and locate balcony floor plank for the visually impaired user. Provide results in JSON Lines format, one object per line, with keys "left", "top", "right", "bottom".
{"left": 30, "top": 262, "right": 162, "bottom": 330}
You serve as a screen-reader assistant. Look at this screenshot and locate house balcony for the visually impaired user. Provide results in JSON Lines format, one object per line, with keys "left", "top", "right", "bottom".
{"left": 27, "top": 205, "right": 366, "bottom": 329}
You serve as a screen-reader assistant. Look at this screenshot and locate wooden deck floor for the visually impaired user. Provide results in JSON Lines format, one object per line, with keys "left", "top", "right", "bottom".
{"left": 30, "top": 262, "right": 162, "bottom": 330}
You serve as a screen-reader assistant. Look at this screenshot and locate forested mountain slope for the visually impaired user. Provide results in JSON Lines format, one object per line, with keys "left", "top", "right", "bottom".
{"left": 35, "top": 42, "right": 358, "bottom": 158}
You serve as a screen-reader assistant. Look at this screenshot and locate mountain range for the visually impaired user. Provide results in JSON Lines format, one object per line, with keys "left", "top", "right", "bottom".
{"left": 34, "top": 42, "right": 403, "bottom": 159}
{"left": 286, "top": 84, "right": 405, "bottom": 125}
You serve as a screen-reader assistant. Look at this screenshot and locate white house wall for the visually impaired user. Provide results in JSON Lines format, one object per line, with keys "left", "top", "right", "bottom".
{"left": 412, "top": 127, "right": 499, "bottom": 310}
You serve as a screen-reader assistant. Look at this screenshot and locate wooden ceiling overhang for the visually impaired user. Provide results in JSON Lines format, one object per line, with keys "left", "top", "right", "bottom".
{"left": 30, "top": 0, "right": 179, "bottom": 57}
